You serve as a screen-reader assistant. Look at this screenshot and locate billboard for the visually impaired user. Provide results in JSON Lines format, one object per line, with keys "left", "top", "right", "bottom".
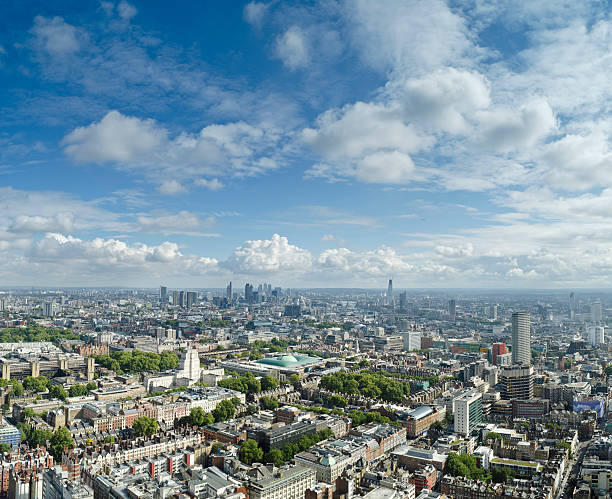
{"left": 573, "top": 398, "right": 604, "bottom": 419}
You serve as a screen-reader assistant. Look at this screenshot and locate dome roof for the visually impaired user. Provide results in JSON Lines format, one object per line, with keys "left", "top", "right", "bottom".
{"left": 320, "top": 455, "right": 336, "bottom": 466}
{"left": 280, "top": 354, "right": 298, "bottom": 363}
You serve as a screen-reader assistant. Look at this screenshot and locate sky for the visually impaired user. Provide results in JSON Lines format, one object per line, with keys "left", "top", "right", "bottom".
{"left": 1, "top": 0, "right": 612, "bottom": 288}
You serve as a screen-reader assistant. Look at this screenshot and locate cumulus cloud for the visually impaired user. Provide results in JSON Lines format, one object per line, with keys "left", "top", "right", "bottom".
{"left": 195, "top": 178, "right": 225, "bottom": 191}
{"left": 9, "top": 214, "right": 75, "bottom": 234}
{"left": 477, "top": 99, "right": 556, "bottom": 151}
{"left": 400, "top": 68, "right": 490, "bottom": 133}
{"left": 30, "top": 16, "right": 85, "bottom": 56}
{"left": 435, "top": 243, "right": 474, "bottom": 258}
{"left": 275, "top": 26, "right": 310, "bottom": 70}
{"left": 243, "top": 2, "right": 268, "bottom": 27}
{"left": 117, "top": 1, "right": 138, "bottom": 20}
{"left": 62, "top": 111, "right": 281, "bottom": 184}
{"left": 158, "top": 180, "right": 186, "bottom": 196}
{"left": 224, "top": 234, "right": 312, "bottom": 273}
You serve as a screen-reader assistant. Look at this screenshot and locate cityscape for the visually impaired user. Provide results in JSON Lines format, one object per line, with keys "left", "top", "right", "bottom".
{"left": 2, "top": 1, "right": 612, "bottom": 499}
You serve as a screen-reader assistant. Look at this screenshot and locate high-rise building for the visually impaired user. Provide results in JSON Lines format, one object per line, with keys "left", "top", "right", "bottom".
{"left": 402, "top": 331, "right": 421, "bottom": 351}
{"left": 490, "top": 304, "right": 498, "bottom": 320}
{"left": 511, "top": 312, "right": 531, "bottom": 365}
{"left": 245, "top": 283, "right": 254, "bottom": 303}
{"left": 185, "top": 291, "right": 197, "bottom": 309}
{"left": 160, "top": 286, "right": 167, "bottom": 303}
{"left": 588, "top": 326, "right": 605, "bottom": 346}
{"left": 591, "top": 301, "right": 603, "bottom": 322}
{"left": 399, "top": 291, "right": 407, "bottom": 311}
{"left": 172, "top": 291, "right": 180, "bottom": 306}
{"left": 43, "top": 302, "right": 54, "bottom": 318}
{"left": 387, "top": 279, "right": 393, "bottom": 304}
{"left": 454, "top": 390, "right": 482, "bottom": 436}
{"left": 448, "top": 299, "right": 456, "bottom": 320}
{"left": 500, "top": 364, "right": 534, "bottom": 400}
{"left": 492, "top": 343, "right": 506, "bottom": 365}
{"left": 226, "top": 282, "right": 232, "bottom": 300}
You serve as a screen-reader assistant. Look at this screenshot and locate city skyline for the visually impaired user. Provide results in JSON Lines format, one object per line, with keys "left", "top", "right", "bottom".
{"left": 2, "top": 1, "right": 612, "bottom": 287}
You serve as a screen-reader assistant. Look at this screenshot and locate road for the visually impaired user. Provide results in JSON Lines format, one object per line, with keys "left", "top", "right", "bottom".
{"left": 555, "top": 441, "right": 589, "bottom": 499}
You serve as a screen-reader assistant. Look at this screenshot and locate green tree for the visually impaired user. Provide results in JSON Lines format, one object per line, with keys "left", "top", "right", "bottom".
{"left": 260, "top": 376, "right": 278, "bottom": 391}
{"left": 327, "top": 395, "right": 347, "bottom": 408}
{"left": 605, "top": 365, "right": 612, "bottom": 376}
{"left": 69, "top": 384, "right": 88, "bottom": 397}
{"left": 10, "top": 382, "right": 24, "bottom": 397}
{"left": 133, "top": 416, "right": 159, "bottom": 437}
{"left": 260, "top": 396, "right": 279, "bottom": 410}
{"left": 0, "top": 443, "right": 10, "bottom": 453}
{"left": 288, "top": 374, "right": 300, "bottom": 388}
{"left": 264, "top": 448, "right": 284, "bottom": 466}
{"left": 48, "top": 385, "right": 67, "bottom": 401}
{"left": 50, "top": 427, "right": 73, "bottom": 460}
{"left": 239, "top": 439, "right": 263, "bottom": 465}
{"left": 86, "top": 382, "right": 98, "bottom": 392}
{"left": 212, "top": 399, "right": 236, "bottom": 422}
{"left": 189, "top": 407, "right": 215, "bottom": 427}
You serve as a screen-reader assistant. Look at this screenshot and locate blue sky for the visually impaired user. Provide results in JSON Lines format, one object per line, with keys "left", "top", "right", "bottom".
{"left": 1, "top": 0, "right": 612, "bottom": 288}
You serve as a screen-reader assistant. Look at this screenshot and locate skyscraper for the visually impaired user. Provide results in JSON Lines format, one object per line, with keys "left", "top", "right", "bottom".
{"left": 454, "top": 390, "right": 482, "bottom": 436}
{"left": 387, "top": 279, "right": 393, "bottom": 305}
{"left": 492, "top": 343, "right": 506, "bottom": 365}
{"left": 160, "top": 286, "right": 167, "bottom": 303}
{"left": 511, "top": 312, "right": 531, "bottom": 365}
{"left": 448, "top": 299, "right": 456, "bottom": 320}
{"left": 226, "top": 281, "right": 232, "bottom": 300}
{"left": 591, "top": 300, "right": 603, "bottom": 322}
{"left": 245, "top": 283, "right": 254, "bottom": 303}
{"left": 588, "top": 326, "right": 605, "bottom": 346}
{"left": 500, "top": 364, "right": 534, "bottom": 400}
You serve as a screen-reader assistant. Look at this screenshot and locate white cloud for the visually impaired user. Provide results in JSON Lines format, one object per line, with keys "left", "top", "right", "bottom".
{"left": 62, "top": 111, "right": 167, "bottom": 163}
{"left": 400, "top": 68, "right": 490, "bottom": 134}
{"left": 63, "top": 111, "right": 281, "bottom": 184}
{"left": 354, "top": 151, "right": 415, "bottom": 184}
{"left": 30, "top": 16, "right": 85, "bottom": 56}
{"left": 224, "top": 234, "right": 312, "bottom": 273}
{"left": 303, "top": 101, "right": 429, "bottom": 160}
{"left": 117, "top": 1, "right": 138, "bottom": 20}
{"left": 195, "top": 178, "right": 225, "bottom": 191}
{"left": 275, "top": 26, "right": 310, "bottom": 70}
{"left": 158, "top": 180, "right": 186, "bottom": 196}
{"left": 243, "top": 2, "right": 268, "bottom": 27}
{"left": 9, "top": 214, "right": 74, "bottom": 234}
{"left": 435, "top": 243, "right": 474, "bottom": 258}
{"left": 346, "top": 0, "right": 475, "bottom": 75}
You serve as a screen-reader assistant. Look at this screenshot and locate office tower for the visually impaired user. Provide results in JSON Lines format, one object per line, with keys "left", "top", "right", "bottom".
{"left": 178, "top": 291, "right": 186, "bottom": 308}
{"left": 569, "top": 292, "right": 576, "bottom": 319}
{"left": 226, "top": 282, "right": 232, "bottom": 300}
{"left": 402, "top": 331, "right": 421, "bottom": 351}
{"left": 185, "top": 291, "right": 197, "bottom": 309}
{"left": 588, "top": 326, "right": 605, "bottom": 346}
{"left": 399, "top": 291, "right": 407, "bottom": 311}
{"left": 454, "top": 390, "right": 482, "bottom": 436}
{"left": 387, "top": 279, "right": 393, "bottom": 301}
{"left": 591, "top": 301, "right": 603, "bottom": 322}
{"left": 160, "top": 286, "right": 168, "bottom": 303}
{"left": 448, "top": 299, "right": 456, "bottom": 320}
{"left": 500, "top": 364, "right": 534, "bottom": 400}
{"left": 245, "top": 283, "right": 254, "bottom": 303}
{"left": 43, "top": 302, "right": 54, "bottom": 318}
{"left": 511, "top": 312, "right": 531, "bottom": 365}
{"left": 172, "top": 291, "right": 180, "bottom": 306}
{"left": 492, "top": 343, "right": 506, "bottom": 365}
{"left": 490, "top": 304, "right": 498, "bottom": 320}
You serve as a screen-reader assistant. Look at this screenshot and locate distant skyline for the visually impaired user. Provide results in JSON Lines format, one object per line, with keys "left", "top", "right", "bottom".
{"left": 1, "top": 1, "right": 611, "bottom": 287}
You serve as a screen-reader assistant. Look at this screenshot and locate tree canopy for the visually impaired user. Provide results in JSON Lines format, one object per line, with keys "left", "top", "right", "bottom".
{"left": 133, "top": 416, "right": 159, "bottom": 437}
{"left": 320, "top": 371, "right": 410, "bottom": 402}
{"left": 93, "top": 350, "right": 179, "bottom": 374}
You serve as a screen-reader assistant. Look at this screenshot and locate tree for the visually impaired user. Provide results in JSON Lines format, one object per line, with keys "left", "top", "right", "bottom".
{"left": 605, "top": 365, "right": 612, "bottom": 376}
{"left": 327, "top": 395, "right": 347, "bottom": 408}
{"left": 261, "top": 376, "right": 279, "bottom": 391}
{"left": 260, "top": 396, "right": 279, "bottom": 410}
{"left": 288, "top": 374, "right": 300, "bottom": 388}
{"left": 11, "top": 382, "right": 23, "bottom": 397}
{"left": 430, "top": 421, "right": 444, "bottom": 432}
{"left": 0, "top": 443, "right": 10, "bottom": 453}
{"left": 86, "top": 382, "right": 97, "bottom": 392}
{"left": 50, "top": 427, "right": 73, "bottom": 460}
{"left": 212, "top": 399, "right": 236, "bottom": 422}
{"left": 48, "top": 385, "right": 67, "bottom": 401}
{"left": 265, "top": 448, "right": 284, "bottom": 466}
{"left": 239, "top": 439, "right": 263, "bottom": 465}
{"left": 189, "top": 407, "right": 214, "bottom": 427}
{"left": 69, "top": 384, "right": 88, "bottom": 397}
{"left": 247, "top": 404, "right": 259, "bottom": 415}
{"left": 133, "top": 416, "right": 159, "bottom": 437}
